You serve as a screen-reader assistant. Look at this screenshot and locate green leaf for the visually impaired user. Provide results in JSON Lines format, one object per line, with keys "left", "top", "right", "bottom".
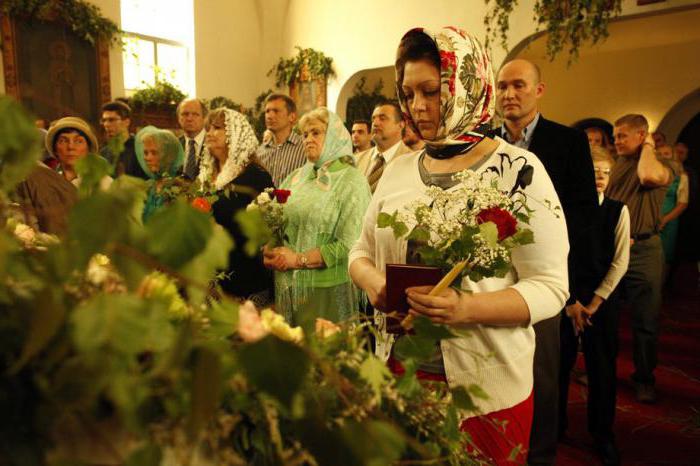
{"left": 510, "top": 228, "right": 535, "bottom": 246}
{"left": 124, "top": 444, "right": 162, "bottom": 466}
{"left": 468, "top": 384, "right": 489, "bottom": 400}
{"left": 377, "top": 211, "right": 408, "bottom": 239}
{"left": 358, "top": 354, "right": 392, "bottom": 397}
{"left": 395, "top": 359, "right": 421, "bottom": 396}
{"left": 9, "top": 288, "right": 65, "bottom": 374}
{"left": 180, "top": 224, "right": 233, "bottom": 305}
{"left": 443, "top": 405, "right": 460, "bottom": 442}
{"left": 235, "top": 209, "right": 270, "bottom": 257}
{"left": 75, "top": 152, "right": 112, "bottom": 197}
{"left": 145, "top": 200, "right": 211, "bottom": 270}
{"left": 0, "top": 97, "right": 42, "bottom": 194}
{"left": 478, "top": 221, "right": 499, "bottom": 247}
{"left": 393, "top": 335, "right": 437, "bottom": 362}
{"left": 407, "top": 226, "right": 430, "bottom": 242}
{"left": 238, "top": 335, "right": 311, "bottom": 409}
{"left": 508, "top": 443, "right": 524, "bottom": 462}
{"left": 188, "top": 346, "right": 222, "bottom": 437}
{"left": 71, "top": 294, "right": 175, "bottom": 357}
{"left": 344, "top": 421, "right": 406, "bottom": 466}
{"left": 451, "top": 386, "right": 478, "bottom": 412}
{"left": 376, "top": 212, "right": 393, "bottom": 228}
{"left": 412, "top": 315, "right": 457, "bottom": 340}
{"left": 203, "top": 298, "right": 239, "bottom": 339}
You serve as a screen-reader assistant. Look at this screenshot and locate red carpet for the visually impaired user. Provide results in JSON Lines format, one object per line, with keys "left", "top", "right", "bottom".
{"left": 557, "top": 262, "right": 700, "bottom": 465}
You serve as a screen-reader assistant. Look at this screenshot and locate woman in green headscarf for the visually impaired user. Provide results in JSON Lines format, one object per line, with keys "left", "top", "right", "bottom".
{"left": 264, "top": 107, "right": 371, "bottom": 328}
{"left": 135, "top": 126, "right": 185, "bottom": 222}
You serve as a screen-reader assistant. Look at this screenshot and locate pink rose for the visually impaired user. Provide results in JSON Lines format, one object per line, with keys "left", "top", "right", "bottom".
{"left": 237, "top": 301, "right": 269, "bottom": 342}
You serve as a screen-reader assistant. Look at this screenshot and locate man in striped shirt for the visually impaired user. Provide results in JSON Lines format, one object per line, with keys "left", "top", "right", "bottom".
{"left": 256, "top": 94, "right": 307, "bottom": 187}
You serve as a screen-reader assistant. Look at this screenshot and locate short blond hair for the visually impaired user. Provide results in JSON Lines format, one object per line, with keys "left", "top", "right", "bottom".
{"left": 590, "top": 145, "right": 615, "bottom": 166}
{"left": 298, "top": 107, "right": 329, "bottom": 133}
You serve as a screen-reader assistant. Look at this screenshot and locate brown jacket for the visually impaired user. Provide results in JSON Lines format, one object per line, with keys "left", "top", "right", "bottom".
{"left": 16, "top": 162, "right": 77, "bottom": 235}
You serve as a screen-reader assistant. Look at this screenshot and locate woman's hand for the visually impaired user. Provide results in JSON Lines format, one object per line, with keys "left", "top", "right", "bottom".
{"left": 565, "top": 300, "right": 593, "bottom": 333}
{"left": 367, "top": 278, "right": 387, "bottom": 312}
{"left": 262, "top": 245, "right": 278, "bottom": 270}
{"left": 268, "top": 246, "right": 298, "bottom": 271}
{"left": 406, "top": 286, "right": 469, "bottom": 325}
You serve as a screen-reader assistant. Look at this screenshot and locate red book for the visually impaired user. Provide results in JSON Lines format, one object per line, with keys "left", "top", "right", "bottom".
{"left": 385, "top": 263, "right": 443, "bottom": 334}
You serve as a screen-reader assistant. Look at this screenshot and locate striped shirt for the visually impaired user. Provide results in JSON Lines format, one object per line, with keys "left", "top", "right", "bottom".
{"left": 256, "top": 131, "right": 307, "bottom": 187}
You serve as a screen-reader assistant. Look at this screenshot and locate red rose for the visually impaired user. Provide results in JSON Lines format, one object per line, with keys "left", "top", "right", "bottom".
{"left": 476, "top": 207, "right": 518, "bottom": 241}
{"left": 273, "top": 189, "right": 291, "bottom": 204}
{"left": 191, "top": 197, "right": 211, "bottom": 213}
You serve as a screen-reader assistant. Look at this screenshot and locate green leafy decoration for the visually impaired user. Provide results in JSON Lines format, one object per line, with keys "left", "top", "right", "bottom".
{"left": 0, "top": 97, "right": 42, "bottom": 194}
{"left": 71, "top": 294, "right": 175, "bottom": 357}
{"left": 145, "top": 200, "right": 212, "bottom": 270}
{"left": 358, "top": 354, "right": 392, "bottom": 397}
{"left": 179, "top": 224, "right": 233, "bottom": 305}
{"left": 75, "top": 152, "right": 112, "bottom": 197}
{"left": 268, "top": 46, "right": 336, "bottom": 88}
{"left": 451, "top": 386, "right": 477, "bottom": 412}
{"left": 412, "top": 315, "right": 457, "bottom": 340}
{"left": 124, "top": 444, "right": 162, "bottom": 466}
{"left": 8, "top": 287, "right": 65, "bottom": 374}
{"left": 478, "top": 221, "right": 499, "bottom": 248}
{"left": 1, "top": 0, "right": 123, "bottom": 45}
{"left": 377, "top": 211, "right": 409, "bottom": 239}
{"left": 238, "top": 336, "right": 311, "bottom": 409}
{"left": 483, "top": 0, "right": 623, "bottom": 61}
{"left": 468, "top": 383, "right": 490, "bottom": 400}
{"left": 393, "top": 335, "right": 436, "bottom": 362}
{"left": 235, "top": 209, "right": 272, "bottom": 257}
{"left": 188, "top": 346, "right": 222, "bottom": 437}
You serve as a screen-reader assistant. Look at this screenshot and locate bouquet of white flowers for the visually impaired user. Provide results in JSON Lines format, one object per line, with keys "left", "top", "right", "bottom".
{"left": 245, "top": 187, "right": 291, "bottom": 247}
{"left": 379, "top": 169, "right": 535, "bottom": 290}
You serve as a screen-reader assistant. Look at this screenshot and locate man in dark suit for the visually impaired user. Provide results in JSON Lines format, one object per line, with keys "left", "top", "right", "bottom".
{"left": 494, "top": 59, "right": 599, "bottom": 466}
{"left": 177, "top": 98, "right": 208, "bottom": 180}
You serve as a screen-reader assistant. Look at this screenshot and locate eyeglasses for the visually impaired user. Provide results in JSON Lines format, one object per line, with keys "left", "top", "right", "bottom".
{"left": 594, "top": 168, "right": 611, "bottom": 175}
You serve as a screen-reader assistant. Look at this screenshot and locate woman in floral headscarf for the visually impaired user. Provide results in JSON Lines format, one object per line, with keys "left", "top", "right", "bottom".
{"left": 135, "top": 126, "right": 185, "bottom": 222}
{"left": 264, "top": 107, "right": 371, "bottom": 329}
{"left": 199, "top": 107, "right": 274, "bottom": 305}
{"left": 349, "top": 27, "right": 569, "bottom": 463}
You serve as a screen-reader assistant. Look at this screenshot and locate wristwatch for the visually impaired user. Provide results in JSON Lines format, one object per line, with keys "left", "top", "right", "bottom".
{"left": 298, "top": 253, "right": 309, "bottom": 268}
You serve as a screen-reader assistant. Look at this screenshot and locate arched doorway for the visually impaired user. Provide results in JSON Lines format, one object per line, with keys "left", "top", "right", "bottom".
{"left": 678, "top": 112, "right": 700, "bottom": 173}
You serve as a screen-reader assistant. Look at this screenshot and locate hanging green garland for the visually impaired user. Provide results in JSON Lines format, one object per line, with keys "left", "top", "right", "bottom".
{"left": 483, "top": 0, "right": 623, "bottom": 60}
{"left": 1, "top": 0, "right": 122, "bottom": 45}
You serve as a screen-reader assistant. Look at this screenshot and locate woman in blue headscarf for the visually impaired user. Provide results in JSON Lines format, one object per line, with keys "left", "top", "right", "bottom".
{"left": 135, "top": 126, "right": 185, "bottom": 222}
{"left": 264, "top": 107, "right": 371, "bottom": 328}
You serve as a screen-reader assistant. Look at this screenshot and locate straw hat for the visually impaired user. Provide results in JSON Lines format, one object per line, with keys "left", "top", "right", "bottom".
{"left": 45, "top": 117, "right": 99, "bottom": 158}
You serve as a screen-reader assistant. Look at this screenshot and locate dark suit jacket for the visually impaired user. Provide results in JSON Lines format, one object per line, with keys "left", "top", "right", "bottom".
{"left": 493, "top": 116, "right": 600, "bottom": 304}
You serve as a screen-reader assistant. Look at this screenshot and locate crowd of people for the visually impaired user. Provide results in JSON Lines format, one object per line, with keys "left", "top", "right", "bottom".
{"left": 13, "top": 25, "right": 698, "bottom": 466}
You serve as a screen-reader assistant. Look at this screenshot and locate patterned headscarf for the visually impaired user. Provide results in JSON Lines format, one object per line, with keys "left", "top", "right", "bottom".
{"left": 198, "top": 108, "right": 259, "bottom": 191}
{"left": 291, "top": 108, "right": 354, "bottom": 190}
{"left": 135, "top": 126, "right": 184, "bottom": 179}
{"left": 395, "top": 26, "right": 495, "bottom": 158}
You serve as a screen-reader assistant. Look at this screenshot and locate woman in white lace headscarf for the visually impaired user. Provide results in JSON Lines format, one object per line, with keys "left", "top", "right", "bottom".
{"left": 199, "top": 107, "right": 274, "bottom": 305}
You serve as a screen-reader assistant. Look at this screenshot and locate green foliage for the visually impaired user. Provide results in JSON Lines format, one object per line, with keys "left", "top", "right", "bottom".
{"left": 0, "top": 98, "right": 488, "bottom": 464}
{"left": 130, "top": 79, "right": 187, "bottom": 111}
{"left": 483, "top": 0, "right": 623, "bottom": 61}
{"left": 1, "top": 0, "right": 123, "bottom": 45}
{"left": 268, "top": 46, "right": 336, "bottom": 88}
{"left": 0, "top": 98, "right": 41, "bottom": 195}
{"left": 238, "top": 336, "right": 311, "bottom": 410}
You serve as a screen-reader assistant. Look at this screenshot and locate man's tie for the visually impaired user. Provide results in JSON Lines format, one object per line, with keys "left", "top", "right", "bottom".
{"left": 367, "top": 154, "right": 385, "bottom": 193}
{"left": 184, "top": 139, "right": 198, "bottom": 180}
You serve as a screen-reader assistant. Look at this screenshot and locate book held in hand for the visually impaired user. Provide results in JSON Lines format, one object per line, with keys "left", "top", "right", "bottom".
{"left": 385, "top": 263, "right": 443, "bottom": 334}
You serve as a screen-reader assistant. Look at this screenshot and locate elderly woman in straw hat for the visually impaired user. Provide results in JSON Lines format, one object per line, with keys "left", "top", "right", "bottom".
{"left": 45, "top": 116, "right": 112, "bottom": 190}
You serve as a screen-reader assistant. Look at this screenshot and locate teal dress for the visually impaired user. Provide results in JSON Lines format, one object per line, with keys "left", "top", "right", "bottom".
{"left": 660, "top": 175, "right": 680, "bottom": 263}
{"left": 274, "top": 110, "right": 371, "bottom": 328}
{"left": 134, "top": 126, "right": 184, "bottom": 223}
